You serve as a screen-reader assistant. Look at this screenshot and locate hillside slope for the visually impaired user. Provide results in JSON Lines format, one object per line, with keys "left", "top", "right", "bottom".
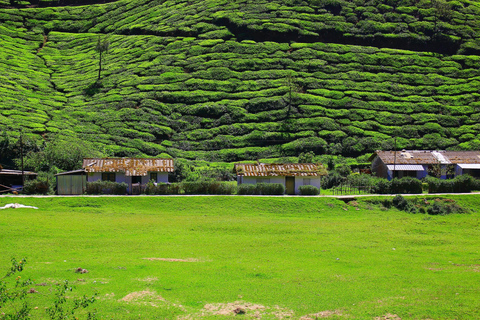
{"left": 1, "top": 0, "right": 480, "bottom": 162}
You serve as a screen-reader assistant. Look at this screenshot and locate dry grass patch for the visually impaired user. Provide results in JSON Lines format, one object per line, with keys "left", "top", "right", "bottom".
{"left": 180, "top": 301, "right": 294, "bottom": 319}
{"left": 299, "top": 310, "right": 344, "bottom": 319}
{"left": 374, "top": 314, "right": 402, "bottom": 320}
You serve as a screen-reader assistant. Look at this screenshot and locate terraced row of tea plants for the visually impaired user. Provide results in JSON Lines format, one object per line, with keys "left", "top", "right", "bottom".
{"left": 1, "top": 0, "right": 480, "bottom": 162}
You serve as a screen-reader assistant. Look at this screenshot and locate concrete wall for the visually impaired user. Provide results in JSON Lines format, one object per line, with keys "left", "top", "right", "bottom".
{"left": 294, "top": 176, "right": 321, "bottom": 194}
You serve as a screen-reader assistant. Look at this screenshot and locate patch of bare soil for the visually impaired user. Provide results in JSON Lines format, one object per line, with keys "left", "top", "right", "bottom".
{"left": 120, "top": 290, "right": 165, "bottom": 305}
{"left": 142, "top": 258, "right": 200, "bottom": 262}
{"left": 299, "top": 310, "right": 343, "bottom": 319}
{"left": 120, "top": 291, "right": 164, "bottom": 308}
{"left": 374, "top": 314, "right": 402, "bottom": 320}
{"left": 120, "top": 290, "right": 186, "bottom": 310}
{"left": 180, "top": 301, "right": 293, "bottom": 319}
{"left": 137, "top": 277, "right": 158, "bottom": 282}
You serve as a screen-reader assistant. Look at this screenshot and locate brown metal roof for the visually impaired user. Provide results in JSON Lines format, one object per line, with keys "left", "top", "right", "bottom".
{"left": 0, "top": 169, "right": 37, "bottom": 176}
{"left": 83, "top": 158, "right": 174, "bottom": 176}
{"left": 374, "top": 150, "right": 480, "bottom": 165}
{"left": 234, "top": 163, "right": 327, "bottom": 177}
{"left": 441, "top": 151, "right": 480, "bottom": 164}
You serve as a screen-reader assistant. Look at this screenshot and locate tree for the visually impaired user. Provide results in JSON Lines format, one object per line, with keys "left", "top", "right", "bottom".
{"left": 95, "top": 36, "right": 109, "bottom": 81}
{"left": 283, "top": 71, "right": 302, "bottom": 119}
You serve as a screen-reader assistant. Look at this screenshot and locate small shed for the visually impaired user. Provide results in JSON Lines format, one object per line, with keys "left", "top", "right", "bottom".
{"left": 234, "top": 163, "right": 327, "bottom": 195}
{"left": 55, "top": 169, "right": 87, "bottom": 195}
{"left": 0, "top": 169, "right": 38, "bottom": 193}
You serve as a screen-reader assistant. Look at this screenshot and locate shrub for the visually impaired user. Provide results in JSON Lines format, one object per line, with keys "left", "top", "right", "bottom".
{"left": 22, "top": 172, "right": 54, "bottom": 195}
{"left": 298, "top": 185, "right": 320, "bottom": 195}
{"left": 425, "top": 175, "right": 476, "bottom": 193}
{"left": 180, "top": 181, "right": 236, "bottom": 195}
{"left": 321, "top": 172, "right": 344, "bottom": 189}
{"left": 257, "top": 183, "right": 285, "bottom": 195}
{"left": 237, "top": 184, "right": 257, "bottom": 195}
{"left": 427, "top": 200, "right": 468, "bottom": 215}
{"left": 237, "top": 183, "right": 285, "bottom": 195}
{"left": 85, "top": 181, "right": 127, "bottom": 195}
{"left": 390, "top": 177, "right": 423, "bottom": 194}
{"left": 22, "top": 178, "right": 51, "bottom": 195}
{"left": 391, "top": 194, "right": 416, "bottom": 212}
{"left": 144, "top": 181, "right": 180, "bottom": 195}
{"left": 372, "top": 179, "right": 391, "bottom": 194}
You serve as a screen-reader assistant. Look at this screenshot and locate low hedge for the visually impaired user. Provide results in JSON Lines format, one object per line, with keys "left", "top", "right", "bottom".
{"left": 180, "top": 181, "right": 236, "bottom": 195}
{"left": 371, "top": 177, "right": 423, "bottom": 194}
{"left": 425, "top": 175, "right": 479, "bottom": 193}
{"left": 237, "top": 183, "right": 285, "bottom": 195}
{"left": 298, "top": 185, "right": 320, "bottom": 195}
{"left": 85, "top": 181, "right": 127, "bottom": 195}
{"left": 144, "top": 181, "right": 181, "bottom": 195}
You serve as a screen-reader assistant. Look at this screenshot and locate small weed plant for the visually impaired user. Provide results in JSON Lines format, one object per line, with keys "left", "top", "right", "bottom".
{"left": 0, "top": 258, "right": 98, "bottom": 320}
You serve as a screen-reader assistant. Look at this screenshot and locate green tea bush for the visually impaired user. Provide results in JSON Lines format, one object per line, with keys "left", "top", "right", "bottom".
{"left": 298, "top": 185, "right": 320, "bottom": 195}
{"left": 85, "top": 181, "right": 127, "bottom": 195}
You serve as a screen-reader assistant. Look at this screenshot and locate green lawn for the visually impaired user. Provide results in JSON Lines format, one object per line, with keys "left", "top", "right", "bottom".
{"left": 1, "top": 196, "right": 479, "bottom": 319}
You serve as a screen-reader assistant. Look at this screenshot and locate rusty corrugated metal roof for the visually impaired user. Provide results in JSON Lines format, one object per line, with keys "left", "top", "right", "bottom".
{"left": 375, "top": 150, "right": 480, "bottom": 165}
{"left": 83, "top": 158, "right": 174, "bottom": 176}
{"left": 234, "top": 163, "right": 327, "bottom": 177}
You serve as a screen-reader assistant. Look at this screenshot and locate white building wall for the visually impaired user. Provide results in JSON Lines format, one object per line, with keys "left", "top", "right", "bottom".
{"left": 142, "top": 172, "right": 169, "bottom": 184}
{"left": 294, "top": 176, "right": 321, "bottom": 194}
{"left": 87, "top": 172, "right": 102, "bottom": 182}
{"left": 242, "top": 176, "right": 285, "bottom": 185}
{"left": 158, "top": 172, "right": 169, "bottom": 183}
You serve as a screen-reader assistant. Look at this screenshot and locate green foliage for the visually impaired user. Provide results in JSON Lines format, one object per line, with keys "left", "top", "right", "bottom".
{"left": 144, "top": 181, "right": 180, "bottom": 195}
{"left": 85, "top": 180, "right": 127, "bottom": 195}
{"left": 425, "top": 175, "right": 478, "bottom": 193}
{"left": 180, "top": 181, "right": 236, "bottom": 195}
{"left": 298, "top": 185, "right": 320, "bottom": 195}
{"left": 22, "top": 172, "right": 54, "bottom": 195}
{"left": 0, "top": 258, "right": 31, "bottom": 320}
{"left": 0, "top": 258, "right": 98, "bottom": 320}
{"left": 46, "top": 280, "right": 98, "bottom": 320}
{"left": 237, "top": 183, "right": 285, "bottom": 195}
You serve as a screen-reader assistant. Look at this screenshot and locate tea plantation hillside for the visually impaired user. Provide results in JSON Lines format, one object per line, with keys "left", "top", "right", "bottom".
{"left": 1, "top": 0, "right": 480, "bottom": 162}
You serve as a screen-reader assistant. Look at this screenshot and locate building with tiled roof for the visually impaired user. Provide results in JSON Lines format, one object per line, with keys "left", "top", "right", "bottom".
{"left": 234, "top": 163, "right": 327, "bottom": 195}
{"left": 83, "top": 158, "right": 174, "bottom": 194}
{"left": 371, "top": 150, "right": 480, "bottom": 180}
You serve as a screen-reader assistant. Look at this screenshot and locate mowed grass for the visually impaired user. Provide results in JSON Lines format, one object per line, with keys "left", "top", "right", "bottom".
{"left": 0, "top": 196, "right": 479, "bottom": 319}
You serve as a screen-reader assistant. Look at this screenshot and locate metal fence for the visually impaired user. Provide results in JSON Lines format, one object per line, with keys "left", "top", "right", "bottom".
{"left": 331, "top": 183, "right": 373, "bottom": 195}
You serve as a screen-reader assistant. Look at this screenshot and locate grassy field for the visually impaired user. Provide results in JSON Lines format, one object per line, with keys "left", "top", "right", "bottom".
{"left": 1, "top": 196, "right": 479, "bottom": 319}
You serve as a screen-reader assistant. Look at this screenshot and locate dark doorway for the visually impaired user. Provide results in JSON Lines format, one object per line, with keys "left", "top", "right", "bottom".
{"left": 285, "top": 177, "right": 295, "bottom": 195}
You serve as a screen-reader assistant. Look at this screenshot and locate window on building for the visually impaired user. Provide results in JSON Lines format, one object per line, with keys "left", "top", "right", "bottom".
{"left": 131, "top": 176, "right": 142, "bottom": 184}
{"left": 256, "top": 177, "right": 271, "bottom": 184}
{"left": 101, "top": 172, "right": 116, "bottom": 182}
{"left": 150, "top": 172, "right": 158, "bottom": 182}
{"left": 303, "top": 178, "right": 311, "bottom": 185}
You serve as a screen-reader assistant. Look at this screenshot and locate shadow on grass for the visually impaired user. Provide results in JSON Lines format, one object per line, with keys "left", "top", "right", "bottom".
{"left": 84, "top": 81, "right": 103, "bottom": 96}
